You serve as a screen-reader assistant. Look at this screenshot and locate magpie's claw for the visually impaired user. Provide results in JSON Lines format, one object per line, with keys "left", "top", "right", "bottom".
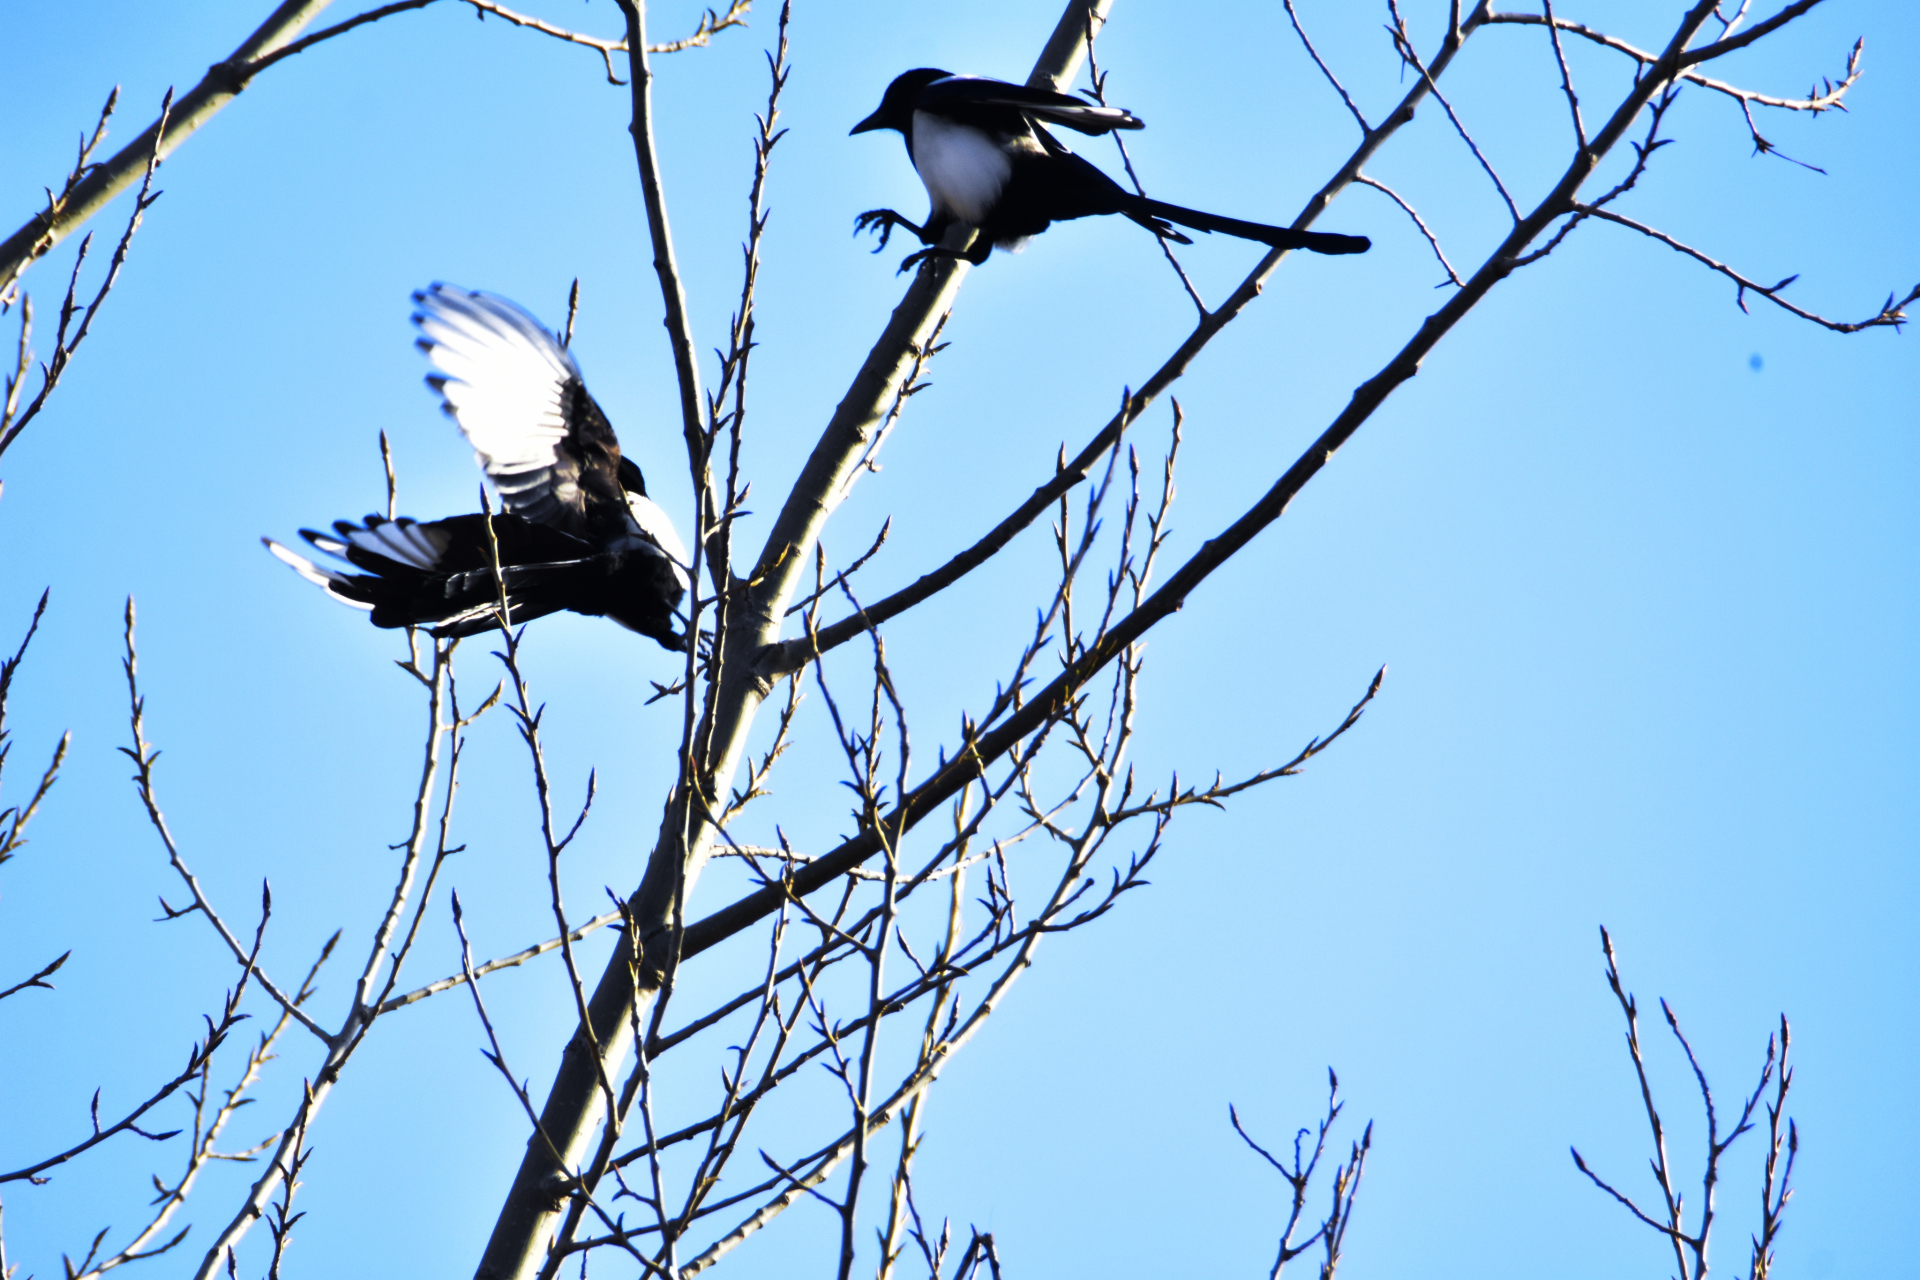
{"left": 854, "top": 208, "right": 899, "bottom": 252}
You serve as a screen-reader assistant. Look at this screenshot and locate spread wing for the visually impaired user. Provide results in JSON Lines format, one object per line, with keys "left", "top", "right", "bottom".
{"left": 916, "top": 76, "right": 1144, "bottom": 135}
{"left": 412, "top": 284, "right": 624, "bottom": 540}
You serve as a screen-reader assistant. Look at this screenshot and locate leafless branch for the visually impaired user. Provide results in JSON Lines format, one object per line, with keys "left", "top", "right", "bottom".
{"left": 1281, "top": 0, "right": 1372, "bottom": 132}
{"left": 2, "top": 887, "right": 270, "bottom": 1185}
{"left": 0, "top": 90, "right": 169, "bottom": 462}
{"left": 261, "top": 1087, "right": 314, "bottom": 1280}
{"left": 452, "top": 892, "right": 571, "bottom": 1169}
{"left": 1573, "top": 203, "right": 1915, "bottom": 332}
{"left": 843, "top": 314, "right": 950, "bottom": 496}
{"left": 2, "top": 84, "right": 117, "bottom": 315}
{"left": 375, "top": 908, "right": 623, "bottom": 1015}
{"left": 244, "top": 0, "right": 754, "bottom": 89}
{"left": 1484, "top": 14, "right": 1862, "bottom": 117}
{"left": 72, "top": 931, "right": 338, "bottom": 1280}
{"left": 1, "top": 4, "right": 337, "bottom": 294}
{"left": 1354, "top": 175, "right": 1463, "bottom": 286}
{"left": 616, "top": 0, "right": 714, "bottom": 532}
{"left": 785, "top": 521, "right": 893, "bottom": 618}
{"left": 1539, "top": 0, "right": 1587, "bottom": 147}
{"left": 1082, "top": 33, "right": 1210, "bottom": 316}
{"left": 118, "top": 599, "right": 328, "bottom": 1043}
{"left": 1749, "top": 1018, "right": 1796, "bottom": 1280}
{"left": 1683, "top": 0, "right": 1832, "bottom": 66}
{"left": 238, "top": 0, "right": 439, "bottom": 80}
{"left": 1, "top": 591, "right": 68, "bottom": 868}
{"left": 0, "top": 951, "right": 69, "bottom": 1002}
{"left": 1386, "top": 0, "right": 1521, "bottom": 221}
{"left": 1573, "top": 927, "right": 1800, "bottom": 1280}
{"left": 1232, "top": 1070, "right": 1371, "bottom": 1278}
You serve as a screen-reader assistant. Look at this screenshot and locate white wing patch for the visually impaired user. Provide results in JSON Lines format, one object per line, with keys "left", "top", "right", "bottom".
{"left": 911, "top": 112, "right": 1011, "bottom": 225}
{"left": 343, "top": 518, "right": 444, "bottom": 570}
{"left": 264, "top": 539, "right": 375, "bottom": 611}
{"left": 414, "top": 285, "right": 579, "bottom": 488}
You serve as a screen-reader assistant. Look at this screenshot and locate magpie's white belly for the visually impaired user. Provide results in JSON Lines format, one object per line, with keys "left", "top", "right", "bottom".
{"left": 910, "top": 112, "right": 1010, "bottom": 225}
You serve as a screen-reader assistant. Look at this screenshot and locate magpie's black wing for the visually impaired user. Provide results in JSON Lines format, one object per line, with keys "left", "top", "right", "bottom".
{"left": 914, "top": 76, "right": 1143, "bottom": 135}
{"left": 266, "top": 513, "right": 683, "bottom": 644}
{"left": 412, "top": 284, "right": 625, "bottom": 542}
{"left": 307, "top": 513, "right": 593, "bottom": 577}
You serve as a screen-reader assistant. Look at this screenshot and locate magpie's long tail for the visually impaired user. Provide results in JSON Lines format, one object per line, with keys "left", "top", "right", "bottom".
{"left": 1131, "top": 198, "right": 1370, "bottom": 256}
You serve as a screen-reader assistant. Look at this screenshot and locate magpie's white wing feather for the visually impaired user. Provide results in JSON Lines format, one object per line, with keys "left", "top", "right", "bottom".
{"left": 340, "top": 517, "right": 446, "bottom": 570}
{"left": 413, "top": 284, "right": 582, "bottom": 505}
{"left": 264, "top": 539, "right": 375, "bottom": 611}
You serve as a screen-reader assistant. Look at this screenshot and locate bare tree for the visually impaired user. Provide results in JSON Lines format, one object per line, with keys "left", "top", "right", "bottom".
{"left": 0, "top": 1, "right": 1906, "bottom": 1277}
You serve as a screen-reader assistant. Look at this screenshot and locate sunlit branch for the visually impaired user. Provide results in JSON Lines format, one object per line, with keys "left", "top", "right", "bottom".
{"left": 0, "top": 3, "right": 337, "bottom": 293}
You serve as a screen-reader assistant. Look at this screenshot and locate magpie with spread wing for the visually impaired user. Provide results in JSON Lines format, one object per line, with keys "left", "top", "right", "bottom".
{"left": 851, "top": 69, "right": 1370, "bottom": 269}
{"left": 265, "top": 284, "right": 689, "bottom": 648}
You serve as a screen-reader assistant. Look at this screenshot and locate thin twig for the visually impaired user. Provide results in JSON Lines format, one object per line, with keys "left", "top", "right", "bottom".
{"left": 1281, "top": 0, "right": 1371, "bottom": 132}
{"left": 1386, "top": 1, "right": 1520, "bottom": 222}
{"left": 376, "top": 909, "right": 623, "bottom": 1015}
{"left": 1353, "top": 175, "right": 1463, "bottom": 286}
{"left": 1539, "top": 0, "right": 1587, "bottom": 148}
{"left": 1484, "top": 14, "right": 1862, "bottom": 116}
{"left": 0, "top": 89, "right": 170, "bottom": 461}
{"left": 1574, "top": 203, "right": 1915, "bottom": 332}
{"left": 2, "top": 888, "right": 271, "bottom": 1186}
{"left": 119, "top": 599, "right": 327, "bottom": 1042}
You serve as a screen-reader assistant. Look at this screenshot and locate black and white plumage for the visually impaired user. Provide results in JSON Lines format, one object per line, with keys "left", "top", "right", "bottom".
{"left": 265, "top": 284, "right": 689, "bottom": 649}
{"left": 851, "top": 69, "right": 1371, "bottom": 268}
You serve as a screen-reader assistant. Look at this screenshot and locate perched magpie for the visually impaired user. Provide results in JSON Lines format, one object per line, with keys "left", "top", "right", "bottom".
{"left": 852, "top": 69, "right": 1370, "bottom": 269}
{"left": 265, "top": 284, "right": 689, "bottom": 649}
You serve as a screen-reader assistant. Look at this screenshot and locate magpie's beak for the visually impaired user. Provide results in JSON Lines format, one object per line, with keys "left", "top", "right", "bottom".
{"left": 850, "top": 110, "right": 885, "bottom": 136}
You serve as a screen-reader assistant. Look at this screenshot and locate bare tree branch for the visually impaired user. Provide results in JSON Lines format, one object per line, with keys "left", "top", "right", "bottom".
{"left": 1, "top": 90, "right": 169, "bottom": 462}
{"left": 1572, "top": 203, "right": 1915, "bottom": 331}
{"left": 2, "top": 888, "right": 270, "bottom": 1185}
{"left": 1387, "top": 0, "right": 1521, "bottom": 221}
{"left": 616, "top": 0, "right": 715, "bottom": 537}
{"left": 0, "top": 951, "right": 69, "bottom": 1003}
{"left": 1281, "top": 0, "right": 1371, "bottom": 132}
{"left": 120, "top": 599, "right": 328, "bottom": 1043}
{"left": 1485, "top": 13, "right": 1862, "bottom": 116}
{"left": 0, "top": 1, "right": 339, "bottom": 293}
{"left": 1353, "top": 175, "right": 1463, "bottom": 286}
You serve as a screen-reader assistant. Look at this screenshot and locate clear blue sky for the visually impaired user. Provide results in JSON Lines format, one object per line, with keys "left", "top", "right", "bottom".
{"left": 2, "top": 2, "right": 1914, "bottom": 1277}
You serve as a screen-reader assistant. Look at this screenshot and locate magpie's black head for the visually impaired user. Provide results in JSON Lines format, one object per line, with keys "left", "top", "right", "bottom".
{"left": 851, "top": 68, "right": 953, "bottom": 136}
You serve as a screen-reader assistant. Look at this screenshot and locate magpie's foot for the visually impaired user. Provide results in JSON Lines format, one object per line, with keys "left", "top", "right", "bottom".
{"left": 855, "top": 208, "right": 906, "bottom": 252}
{"left": 897, "top": 246, "right": 971, "bottom": 275}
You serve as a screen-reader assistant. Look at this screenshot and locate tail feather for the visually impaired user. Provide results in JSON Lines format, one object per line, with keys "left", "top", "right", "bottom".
{"left": 1135, "top": 198, "right": 1370, "bottom": 255}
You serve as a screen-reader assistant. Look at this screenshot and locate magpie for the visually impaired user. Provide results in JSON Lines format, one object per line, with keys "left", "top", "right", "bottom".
{"left": 265, "top": 284, "right": 689, "bottom": 649}
{"left": 851, "top": 69, "right": 1371, "bottom": 269}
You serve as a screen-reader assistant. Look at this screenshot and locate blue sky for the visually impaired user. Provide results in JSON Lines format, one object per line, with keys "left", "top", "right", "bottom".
{"left": 1, "top": 2, "right": 1914, "bottom": 1278}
